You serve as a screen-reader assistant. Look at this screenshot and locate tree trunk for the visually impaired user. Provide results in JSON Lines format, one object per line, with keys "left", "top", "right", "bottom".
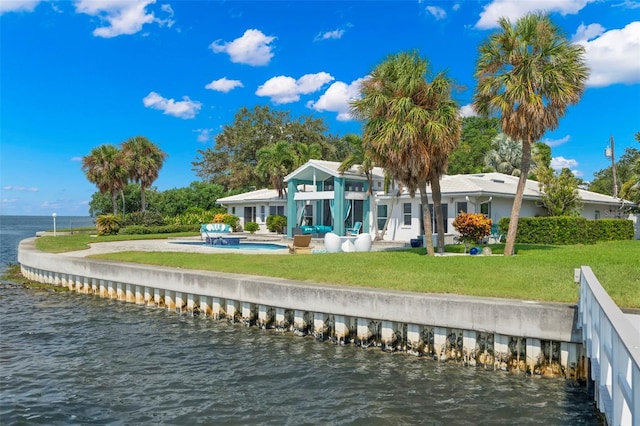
{"left": 368, "top": 176, "right": 380, "bottom": 240}
{"left": 111, "top": 191, "right": 118, "bottom": 215}
{"left": 430, "top": 173, "right": 445, "bottom": 254}
{"left": 504, "top": 137, "right": 533, "bottom": 256}
{"left": 140, "top": 186, "right": 146, "bottom": 212}
{"left": 419, "top": 179, "right": 435, "bottom": 256}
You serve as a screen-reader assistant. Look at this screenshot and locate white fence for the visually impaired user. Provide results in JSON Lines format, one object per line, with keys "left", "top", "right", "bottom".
{"left": 578, "top": 266, "right": 640, "bottom": 426}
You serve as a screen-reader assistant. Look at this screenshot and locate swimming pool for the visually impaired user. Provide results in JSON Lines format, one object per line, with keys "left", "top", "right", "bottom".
{"left": 171, "top": 241, "right": 287, "bottom": 250}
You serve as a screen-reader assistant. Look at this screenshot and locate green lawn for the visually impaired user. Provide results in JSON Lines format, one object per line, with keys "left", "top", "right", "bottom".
{"left": 33, "top": 235, "right": 640, "bottom": 308}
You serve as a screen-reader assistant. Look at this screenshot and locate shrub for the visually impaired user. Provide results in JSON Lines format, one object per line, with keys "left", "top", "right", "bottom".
{"left": 498, "top": 217, "right": 634, "bottom": 244}
{"left": 126, "top": 211, "right": 164, "bottom": 227}
{"left": 244, "top": 221, "right": 259, "bottom": 233}
{"left": 96, "top": 214, "right": 121, "bottom": 236}
{"left": 213, "top": 213, "right": 241, "bottom": 231}
{"left": 119, "top": 225, "right": 152, "bottom": 235}
{"left": 266, "top": 215, "right": 287, "bottom": 233}
{"left": 120, "top": 224, "right": 199, "bottom": 234}
{"left": 452, "top": 213, "right": 492, "bottom": 244}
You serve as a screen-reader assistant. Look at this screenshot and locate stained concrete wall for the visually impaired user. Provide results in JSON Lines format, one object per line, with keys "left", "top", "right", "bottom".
{"left": 18, "top": 238, "right": 581, "bottom": 343}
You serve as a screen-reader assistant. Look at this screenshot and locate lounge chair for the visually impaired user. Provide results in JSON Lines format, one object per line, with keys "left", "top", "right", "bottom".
{"left": 288, "top": 234, "right": 314, "bottom": 254}
{"left": 346, "top": 221, "right": 362, "bottom": 236}
{"left": 488, "top": 224, "right": 503, "bottom": 244}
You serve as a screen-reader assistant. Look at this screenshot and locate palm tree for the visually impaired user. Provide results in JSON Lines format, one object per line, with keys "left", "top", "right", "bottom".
{"left": 121, "top": 136, "right": 167, "bottom": 212}
{"left": 473, "top": 12, "right": 588, "bottom": 256}
{"left": 338, "top": 134, "right": 380, "bottom": 238}
{"left": 256, "top": 140, "right": 297, "bottom": 198}
{"left": 82, "top": 144, "right": 128, "bottom": 214}
{"left": 293, "top": 141, "right": 323, "bottom": 167}
{"left": 351, "top": 51, "right": 460, "bottom": 255}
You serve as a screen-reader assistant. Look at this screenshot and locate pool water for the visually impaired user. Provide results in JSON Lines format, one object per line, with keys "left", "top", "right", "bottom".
{"left": 171, "top": 241, "right": 287, "bottom": 250}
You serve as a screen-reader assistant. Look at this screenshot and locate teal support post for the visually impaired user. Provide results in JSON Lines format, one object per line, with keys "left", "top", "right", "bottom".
{"left": 362, "top": 181, "right": 370, "bottom": 234}
{"left": 286, "top": 179, "right": 298, "bottom": 237}
{"left": 333, "top": 177, "right": 345, "bottom": 236}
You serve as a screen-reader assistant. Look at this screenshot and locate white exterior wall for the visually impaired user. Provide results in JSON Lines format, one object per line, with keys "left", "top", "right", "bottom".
{"left": 226, "top": 202, "right": 286, "bottom": 234}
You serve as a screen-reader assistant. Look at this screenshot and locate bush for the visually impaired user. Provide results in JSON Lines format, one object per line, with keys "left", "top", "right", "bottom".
{"left": 96, "top": 214, "right": 121, "bottom": 236}
{"left": 266, "top": 215, "right": 287, "bottom": 233}
{"left": 165, "top": 209, "right": 222, "bottom": 226}
{"left": 498, "top": 216, "right": 634, "bottom": 245}
{"left": 119, "top": 224, "right": 199, "bottom": 235}
{"left": 126, "top": 211, "right": 164, "bottom": 227}
{"left": 452, "top": 213, "right": 492, "bottom": 244}
{"left": 213, "top": 213, "right": 241, "bottom": 231}
{"left": 244, "top": 221, "right": 259, "bottom": 233}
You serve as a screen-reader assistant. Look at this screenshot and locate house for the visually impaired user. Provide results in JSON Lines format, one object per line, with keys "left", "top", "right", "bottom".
{"left": 216, "top": 188, "right": 286, "bottom": 233}
{"left": 217, "top": 160, "right": 637, "bottom": 241}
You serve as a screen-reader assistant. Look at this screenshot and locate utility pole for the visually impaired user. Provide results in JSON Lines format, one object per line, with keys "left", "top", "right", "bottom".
{"left": 605, "top": 135, "right": 618, "bottom": 198}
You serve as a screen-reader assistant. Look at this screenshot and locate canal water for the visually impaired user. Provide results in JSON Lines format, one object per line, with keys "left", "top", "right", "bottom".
{"left": 0, "top": 216, "right": 599, "bottom": 424}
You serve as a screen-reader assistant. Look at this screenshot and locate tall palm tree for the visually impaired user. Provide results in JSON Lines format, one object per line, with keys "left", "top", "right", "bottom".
{"left": 256, "top": 140, "right": 297, "bottom": 198}
{"left": 351, "top": 51, "right": 460, "bottom": 255}
{"left": 82, "top": 144, "right": 128, "bottom": 214}
{"left": 338, "top": 134, "right": 380, "bottom": 238}
{"left": 121, "top": 136, "right": 167, "bottom": 212}
{"left": 473, "top": 12, "right": 588, "bottom": 256}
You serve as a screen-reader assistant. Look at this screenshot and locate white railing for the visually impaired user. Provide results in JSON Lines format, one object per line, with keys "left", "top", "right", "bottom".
{"left": 579, "top": 266, "right": 640, "bottom": 426}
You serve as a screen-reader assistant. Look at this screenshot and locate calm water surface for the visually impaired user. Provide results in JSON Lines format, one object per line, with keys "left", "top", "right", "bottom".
{"left": 0, "top": 216, "right": 598, "bottom": 424}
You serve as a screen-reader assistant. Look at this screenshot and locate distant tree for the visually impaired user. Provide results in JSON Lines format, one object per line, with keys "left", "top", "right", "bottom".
{"left": 447, "top": 116, "right": 500, "bottom": 175}
{"left": 192, "top": 105, "right": 338, "bottom": 190}
{"left": 537, "top": 166, "right": 582, "bottom": 216}
{"left": 483, "top": 134, "right": 546, "bottom": 177}
{"left": 293, "top": 141, "right": 323, "bottom": 167}
{"left": 473, "top": 12, "right": 588, "bottom": 256}
{"left": 121, "top": 136, "right": 167, "bottom": 212}
{"left": 88, "top": 183, "right": 145, "bottom": 217}
{"left": 82, "top": 144, "right": 129, "bottom": 215}
{"left": 152, "top": 182, "right": 227, "bottom": 217}
{"left": 255, "top": 140, "right": 297, "bottom": 198}
{"left": 589, "top": 147, "right": 640, "bottom": 202}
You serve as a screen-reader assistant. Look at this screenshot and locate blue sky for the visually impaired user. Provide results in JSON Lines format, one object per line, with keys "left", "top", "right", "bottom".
{"left": 1, "top": 0, "right": 639, "bottom": 216}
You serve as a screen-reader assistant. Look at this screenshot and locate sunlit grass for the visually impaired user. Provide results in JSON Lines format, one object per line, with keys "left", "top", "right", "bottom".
{"left": 34, "top": 232, "right": 199, "bottom": 253}
{"left": 79, "top": 239, "right": 639, "bottom": 309}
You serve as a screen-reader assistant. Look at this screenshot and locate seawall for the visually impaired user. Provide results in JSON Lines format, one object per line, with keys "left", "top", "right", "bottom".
{"left": 18, "top": 237, "right": 586, "bottom": 378}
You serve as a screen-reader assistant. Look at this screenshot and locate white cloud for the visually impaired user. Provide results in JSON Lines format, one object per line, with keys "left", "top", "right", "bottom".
{"left": 551, "top": 156, "right": 579, "bottom": 170}
{"left": 75, "top": 0, "right": 174, "bottom": 38}
{"left": 307, "top": 77, "right": 366, "bottom": 121}
{"left": 210, "top": 29, "right": 275, "bottom": 66}
{"left": 542, "top": 135, "right": 570, "bottom": 147}
{"left": 71, "top": 156, "right": 83, "bottom": 162}
{"left": 613, "top": 1, "right": 640, "bottom": 8}
{"left": 426, "top": 6, "right": 447, "bottom": 20}
{"left": 459, "top": 104, "right": 478, "bottom": 118}
{"left": 475, "top": 0, "right": 593, "bottom": 29}
{"left": 315, "top": 29, "right": 345, "bottom": 41}
{"left": 142, "top": 91, "right": 202, "bottom": 119}
{"left": 2, "top": 185, "right": 39, "bottom": 192}
{"left": 575, "top": 21, "right": 640, "bottom": 87}
{"left": 0, "top": 0, "right": 41, "bottom": 14}
{"left": 194, "top": 128, "right": 214, "bottom": 143}
{"left": 256, "top": 72, "right": 334, "bottom": 104}
{"left": 205, "top": 77, "right": 244, "bottom": 93}
{"left": 571, "top": 23, "right": 605, "bottom": 42}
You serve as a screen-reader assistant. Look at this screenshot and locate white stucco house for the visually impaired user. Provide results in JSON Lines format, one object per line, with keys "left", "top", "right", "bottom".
{"left": 216, "top": 159, "right": 637, "bottom": 241}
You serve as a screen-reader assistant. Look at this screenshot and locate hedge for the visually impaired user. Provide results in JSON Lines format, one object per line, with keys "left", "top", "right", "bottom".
{"left": 119, "top": 224, "right": 200, "bottom": 235}
{"left": 498, "top": 217, "right": 634, "bottom": 245}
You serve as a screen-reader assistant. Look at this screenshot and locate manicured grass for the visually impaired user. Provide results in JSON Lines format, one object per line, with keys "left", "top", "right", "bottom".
{"left": 34, "top": 233, "right": 199, "bottom": 253}
{"left": 31, "top": 234, "right": 639, "bottom": 308}
{"left": 81, "top": 239, "right": 640, "bottom": 309}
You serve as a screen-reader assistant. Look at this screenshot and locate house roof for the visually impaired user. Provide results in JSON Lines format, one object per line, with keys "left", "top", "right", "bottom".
{"left": 284, "top": 159, "right": 385, "bottom": 183}
{"left": 216, "top": 188, "right": 286, "bottom": 205}
{"left": 376, "top": 172, "right": 629, "bottom": 207}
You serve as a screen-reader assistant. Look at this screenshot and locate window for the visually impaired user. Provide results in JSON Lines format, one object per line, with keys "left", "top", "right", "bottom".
{"left": 304, "top": 204, "right": 313, "bottom": 225}
{"left": 377, "top": 204, "right": 388, "bottom": 230}
{"left": 403, "top": 203, "right": 412, "bottom": 226}
{"left": 419, "top": 204, "right": 449, "bottom": 233}
{"left": 456, "top": 202, "right": 467, "bottom": 214}
{"left": 231, "top": 207, "right": 236, "bottom": 215}
{"left": 260, "top": 206, "right": 265, "bottom": 222}
{"left": 346, "top": 182, "right": 364, "bottom": 192}
{"left": 480, "top": 202, "right": 491, "bottom": 217}
{"left": 269, "top": 206, "right": 285, "bottom": 216}
{"left": 595, "top": 210, "right": 600, "bottom": 219}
